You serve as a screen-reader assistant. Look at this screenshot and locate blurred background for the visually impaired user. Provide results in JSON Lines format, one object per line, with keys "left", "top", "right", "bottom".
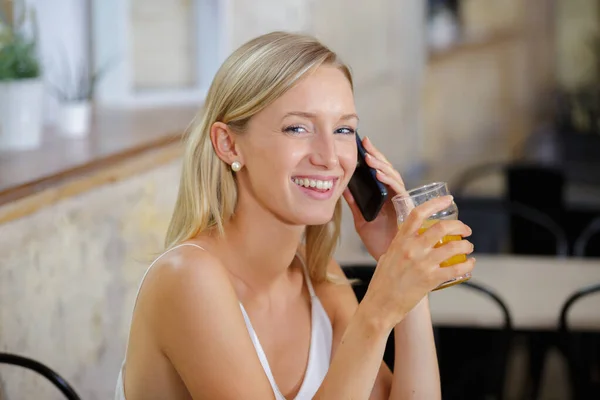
{"left": 0, "top": 0, "right": 599, "bottom": 399}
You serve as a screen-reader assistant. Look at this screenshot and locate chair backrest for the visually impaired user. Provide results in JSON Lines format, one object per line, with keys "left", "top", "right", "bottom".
{"left": 558, "top": 283, "right": 600, "bottom": 400}
{"left": 453, "top": 162, "right": 567, "bottom": 256}
{"left": 452, "top": 162, "right": 564, "bottom": 208}
{"left": 459, "top": 281, "right": 513, "bottom": 330}
{"left": 456, "top": 198, "right": 569, "bottom": 257}
{"left": 505, "top": 164, "right": 566, "bottom": 256}
{"left": 0, "top": 353, "right": 81, "bottom": 400}
{"left": 559, "top": 283, "right": 600, "bottom": 333}
{"left": 574, "top": 216, "right": 600, "bottom": 257}
{"left": 341, "top": 265, "right": 396, "bottom": 370}
{"left": 435, "top": 280, "right": 513, "bottom": 400}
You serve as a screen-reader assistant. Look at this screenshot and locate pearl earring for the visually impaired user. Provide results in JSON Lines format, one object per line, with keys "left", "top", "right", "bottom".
{"left": 231, "top": 161, "right": 242, "bottom": 172}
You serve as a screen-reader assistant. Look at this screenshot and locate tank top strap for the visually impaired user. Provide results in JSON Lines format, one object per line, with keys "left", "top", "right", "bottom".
{"left": 295, "top": 252, "right": 316, "bottom": 298}
{"left": 133, "top": 243, "right": 207, "bottom": 302}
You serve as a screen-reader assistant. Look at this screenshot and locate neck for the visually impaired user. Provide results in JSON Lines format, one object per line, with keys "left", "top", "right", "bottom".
{"left": 221, "top": 193, "right": 305, "bottom": 292}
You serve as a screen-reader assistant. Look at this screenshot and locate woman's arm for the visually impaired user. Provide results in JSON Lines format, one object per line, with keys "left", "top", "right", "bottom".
{"left": 315, "top": 259, "right": 394, "bottom": 400}
{"left": 142, "top": 248, "right": 393, "bottom": 399}
{"left": 389, "top": 297, "right": 441, "bottom": 399}
{"left": 316, "top": 261, "right": 441, "bottom": 400}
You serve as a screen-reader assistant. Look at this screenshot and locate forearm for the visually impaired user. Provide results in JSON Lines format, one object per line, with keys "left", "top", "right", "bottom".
{"left": 314, "top": 303, "right": 392, "bottom": 400}
{"left": 389, "top": 296, "right": 441, "bottom": 399}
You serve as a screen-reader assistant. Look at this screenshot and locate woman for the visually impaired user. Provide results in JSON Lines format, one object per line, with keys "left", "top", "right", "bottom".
{"left": 116, "top": 31, "right": 475, "bottom": 399}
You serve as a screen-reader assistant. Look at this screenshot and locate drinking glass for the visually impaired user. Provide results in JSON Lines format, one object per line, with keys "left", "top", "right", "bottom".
{"left": 392, "top": 182, "right": 470, "bottom": 291}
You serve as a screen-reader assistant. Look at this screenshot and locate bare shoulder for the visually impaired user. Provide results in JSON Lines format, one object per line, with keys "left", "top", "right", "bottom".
{"left": 141, "top": 243, "right": 229, "bottom": 289}
{"left": 135, "top": 242, "right": 236, "bottom": 327}
{"left": 132, "top": 242, "right": 276, "bottom": 398}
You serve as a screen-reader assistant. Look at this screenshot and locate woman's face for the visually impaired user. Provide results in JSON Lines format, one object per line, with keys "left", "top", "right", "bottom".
{"left": 233, "top": 65, "right": 358, "bottom": 226}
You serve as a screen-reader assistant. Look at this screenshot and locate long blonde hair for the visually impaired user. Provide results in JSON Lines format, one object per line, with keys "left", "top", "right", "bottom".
{"left": 165, "top": 31, "right": 353, "bottom": 283}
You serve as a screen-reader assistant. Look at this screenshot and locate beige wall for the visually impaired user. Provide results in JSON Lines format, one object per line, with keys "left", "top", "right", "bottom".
{"left": 130, "top": 0, "right": 427, "bottom": 173}
{"left": 131, "top": 0, "right": 196, "bottom": 89}
{"left": 556, "top": 0, "right": 600, "bottom": 90}
{"left": 0, "top": 1, "right": 425, "bottom": 398}
{"left": 420, "top": 0, "right": 556, "bottom": 197}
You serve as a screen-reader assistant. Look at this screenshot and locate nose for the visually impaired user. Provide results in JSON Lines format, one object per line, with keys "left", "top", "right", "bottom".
{"left": 309, "top": 132, "right": 339, "bottom": 169}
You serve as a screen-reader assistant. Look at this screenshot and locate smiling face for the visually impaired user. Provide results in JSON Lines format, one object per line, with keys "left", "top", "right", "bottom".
{"left": 217, "top": 65, "right": 358, "bottom": 226}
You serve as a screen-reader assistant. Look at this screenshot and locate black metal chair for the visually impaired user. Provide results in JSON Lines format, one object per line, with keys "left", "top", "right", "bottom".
{"left": 574, "top": 216, "right": 600, "bottom": 257}
{"left": 456, "top": 198, "right": 569, "bottom": 399}
{"left": 558, "top": 283, "right": 600, "bottom": 400}
{"left": 0, "top": 352, "right": 81, "bottom": 400}
{"left": 452, "top": 162, "right": 566, "bottom": 257}
{"left": 341, "top": 265, "right": 514, "bottom": 399}
{"left": 434, "top": 280, "right": 513, "bottom": 400}
{"left": 455, "top": 198, "right": 569, "bottom": 257}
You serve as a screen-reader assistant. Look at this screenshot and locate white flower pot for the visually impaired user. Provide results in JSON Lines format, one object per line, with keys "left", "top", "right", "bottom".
{"left": 57, "top": 101, "right": 92, "bottom": 137}
{"left": 0, "top": 78, "right": 44, "bottom": 151}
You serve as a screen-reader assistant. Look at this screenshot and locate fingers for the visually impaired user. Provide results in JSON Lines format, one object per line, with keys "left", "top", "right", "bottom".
{"left": 425, "top": 239, "right": 474, "bottom": 266}
{"left": 435, "top": 257, "right": 477, "bottom": 284}
{"left": 365, "top": 154, "right": 406, "bottom": 195}
{"left": 397, "top": 196, "right": 454, "bottom": 238}
{"left": 362, "top": 136, "right": 393, "bottom": 166}
{"left": 362, "top": 137, "right": 407, "bottom": 195}
{"left": 417, "top": 219, "right": 472, "bottom": 248}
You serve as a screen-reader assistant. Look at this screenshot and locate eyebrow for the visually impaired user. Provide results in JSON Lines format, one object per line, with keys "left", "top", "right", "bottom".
{"left": 283, "top": 111, "right": 360, "bottom": 122}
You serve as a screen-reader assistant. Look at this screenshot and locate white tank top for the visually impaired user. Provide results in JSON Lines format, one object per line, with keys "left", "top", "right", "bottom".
{"left": 115, "top": 243, "right": 333, "bottom": 400}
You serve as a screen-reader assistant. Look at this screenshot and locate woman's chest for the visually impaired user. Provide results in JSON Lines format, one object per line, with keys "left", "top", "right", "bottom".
{"left": 243, "top": 300, "right": 313, "bottom": 398}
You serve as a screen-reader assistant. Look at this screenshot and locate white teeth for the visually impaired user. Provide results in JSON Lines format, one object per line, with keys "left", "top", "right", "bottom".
{"left": 293, "top": 178, "right": 335, "bottom": 190}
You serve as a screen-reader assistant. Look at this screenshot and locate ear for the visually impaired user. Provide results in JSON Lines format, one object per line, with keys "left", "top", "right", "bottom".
{"left": 210, "top": 122, "right": 243, "bottom": 167}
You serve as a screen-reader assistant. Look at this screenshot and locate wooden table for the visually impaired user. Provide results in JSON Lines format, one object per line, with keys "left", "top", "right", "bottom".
{"left": 335, "top": 251, "right": 600, "bottom": 331}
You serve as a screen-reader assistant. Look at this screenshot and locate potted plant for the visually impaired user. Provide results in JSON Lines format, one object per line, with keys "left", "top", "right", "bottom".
{"left": 0, "top": 0, "right": 43, "bottom": 151}
{"left": 48, "top": 55, "right": 114, "bottom": 137}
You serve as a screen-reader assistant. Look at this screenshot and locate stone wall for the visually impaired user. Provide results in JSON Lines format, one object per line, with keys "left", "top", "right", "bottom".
{"left": 0, "top": 161, "right": 180, "bottom": 400}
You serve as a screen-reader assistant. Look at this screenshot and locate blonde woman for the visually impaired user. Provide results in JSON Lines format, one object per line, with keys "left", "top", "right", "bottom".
{"left": 115, "top": 31, "right": 475, "bottom": 400}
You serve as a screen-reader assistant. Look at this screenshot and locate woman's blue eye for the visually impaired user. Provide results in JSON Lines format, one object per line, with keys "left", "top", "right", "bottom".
{"left": 284, "top": 126, "right": 355, "bottom": 135}
{"left": 284, "top": 125, "right": 307, "bottom": 134}
{"left": 336, "top": 127, "right": 356, "bottom": 135}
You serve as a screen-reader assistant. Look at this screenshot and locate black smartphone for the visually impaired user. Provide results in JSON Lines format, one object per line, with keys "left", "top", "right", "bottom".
{"left": 347, "top": 133, "right": 388, "bottom": 222}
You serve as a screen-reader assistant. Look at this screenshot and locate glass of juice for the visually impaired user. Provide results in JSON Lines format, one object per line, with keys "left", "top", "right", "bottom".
{"left": 392, "top": 182, "right": 470, "bottom": 291}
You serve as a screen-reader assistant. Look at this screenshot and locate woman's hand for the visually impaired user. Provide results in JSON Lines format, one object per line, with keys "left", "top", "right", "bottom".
{"left": 343, "top": 136, "right": 408, "bottom": 260}
{"left": 361, "top": 196, "right": 476, "bottom": 329}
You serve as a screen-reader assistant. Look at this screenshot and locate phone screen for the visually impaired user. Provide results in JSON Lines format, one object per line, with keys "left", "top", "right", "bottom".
{"left": 347, "top": 134, "right": 388, "bottom": 222}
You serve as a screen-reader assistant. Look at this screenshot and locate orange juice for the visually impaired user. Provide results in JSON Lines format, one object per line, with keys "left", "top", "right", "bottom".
{"left": 398, "top": 218, "right": 470, "bottom": 290}
{"left": 418, "top": 219, "right": 467, "bottom": 268}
